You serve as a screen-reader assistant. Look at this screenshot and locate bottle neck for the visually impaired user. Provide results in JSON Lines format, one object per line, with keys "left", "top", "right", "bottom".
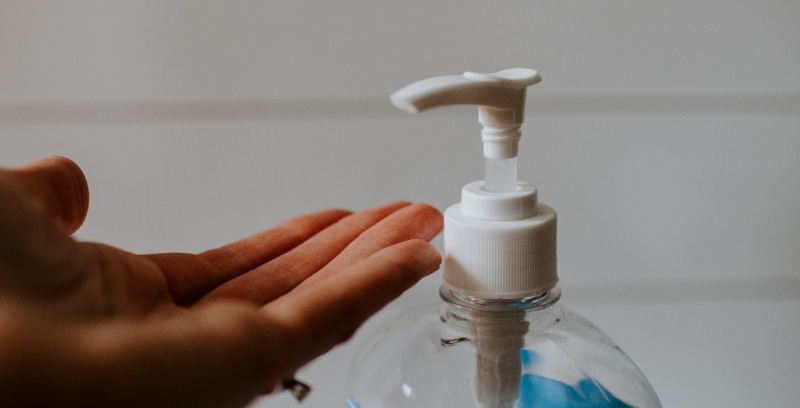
{"left": 440, "top": 284, "right": 561, "bottom": 312}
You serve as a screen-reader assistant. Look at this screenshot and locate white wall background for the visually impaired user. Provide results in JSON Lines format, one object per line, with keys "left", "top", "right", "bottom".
{"left": 1, "top": 1, "right": 799, "bottom": 407}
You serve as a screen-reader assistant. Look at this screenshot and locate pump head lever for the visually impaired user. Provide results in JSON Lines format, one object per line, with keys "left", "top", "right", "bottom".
{"left": 390, "top": 68, "right": 540, "bottom": 126}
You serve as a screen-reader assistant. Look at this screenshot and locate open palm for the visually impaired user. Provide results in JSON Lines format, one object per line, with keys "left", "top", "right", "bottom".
{"left": 0, "top": 156, "right": 442, "bottom": 408}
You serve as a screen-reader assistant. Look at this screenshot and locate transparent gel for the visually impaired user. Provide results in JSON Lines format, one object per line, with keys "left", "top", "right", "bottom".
{"left": 346, "top": 286, "right": 660, "bottom": 408}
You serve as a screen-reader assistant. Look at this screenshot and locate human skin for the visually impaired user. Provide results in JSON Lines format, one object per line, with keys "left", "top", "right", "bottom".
{"left": 0, "top": 156, "right": 443, "bottom": 407}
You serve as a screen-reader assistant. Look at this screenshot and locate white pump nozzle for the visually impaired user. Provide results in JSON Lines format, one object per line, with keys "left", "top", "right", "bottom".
{"left": 391, "top": 68, "right": 541, "bottom": 193}
{"left": 391, "top": 67, "right": 556, "bottom": 299}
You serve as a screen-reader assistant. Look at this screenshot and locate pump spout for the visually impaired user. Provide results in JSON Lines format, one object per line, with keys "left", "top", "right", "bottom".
{"left": 391, "top": 77, "right": 527, "bottom": 117}
{"left": 390, "top": 68, "right": 540, "bottom": 125}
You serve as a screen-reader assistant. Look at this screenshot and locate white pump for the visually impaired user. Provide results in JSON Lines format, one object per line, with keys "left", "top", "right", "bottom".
{"left": 391, "top": 68, "right": 557, "bottom": 300}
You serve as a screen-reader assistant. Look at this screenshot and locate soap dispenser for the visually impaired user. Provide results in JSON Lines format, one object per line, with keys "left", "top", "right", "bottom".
{"left": 345, "top": 69, "right": 661, "bottom": 408}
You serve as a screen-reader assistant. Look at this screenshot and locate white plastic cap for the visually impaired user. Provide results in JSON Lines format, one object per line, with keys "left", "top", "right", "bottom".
{"left": 444, "top": 198, "right": 557, "bottom": 299}
{"left": 392, "top": 68, "right": 557, "bottom": 299}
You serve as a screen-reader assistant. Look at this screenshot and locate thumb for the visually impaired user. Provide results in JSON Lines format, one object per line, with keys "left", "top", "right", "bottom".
{"left": 5, "top": 156, "right": 90, "bottom": 234}
{"left": 0, "top": 157, "right": 88, "bottom": 293}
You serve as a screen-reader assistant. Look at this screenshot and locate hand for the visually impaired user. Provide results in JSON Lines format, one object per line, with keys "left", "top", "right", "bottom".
{"left": 0, "top": 156, "right": 443, "bottom": 408}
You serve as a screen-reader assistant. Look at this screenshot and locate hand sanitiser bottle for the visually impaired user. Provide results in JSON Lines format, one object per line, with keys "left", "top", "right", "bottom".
{"left": 345, "top": 69, "right": 661, "bottom": 408}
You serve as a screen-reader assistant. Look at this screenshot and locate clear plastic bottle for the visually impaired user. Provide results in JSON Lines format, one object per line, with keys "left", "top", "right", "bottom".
{"left": 346, "top": 69, "right": 661, "bottom": 407}
{"left": 346, "top": 286, "right": 660, "bottom": 408}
